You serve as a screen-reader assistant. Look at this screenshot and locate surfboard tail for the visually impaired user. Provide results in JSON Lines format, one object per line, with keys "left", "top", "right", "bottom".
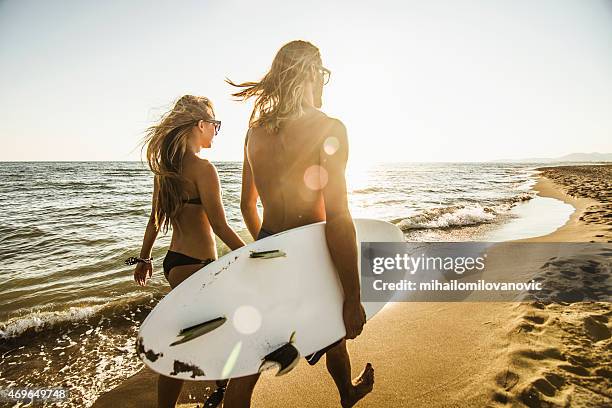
{"left": 258, "top": 334, "right": 300, "bottom": 376}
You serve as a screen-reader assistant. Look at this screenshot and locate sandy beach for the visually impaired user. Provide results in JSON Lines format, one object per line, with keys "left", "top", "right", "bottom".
{"left": 92, "top": 165, "right": 611, "bottom": 408}
{"left": 521, "top": 165, "right": 611, "bottom": 243}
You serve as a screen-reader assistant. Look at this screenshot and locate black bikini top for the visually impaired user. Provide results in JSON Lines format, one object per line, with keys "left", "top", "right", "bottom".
{"left": 183, "top": 197, "right": 202, "bottom": 205}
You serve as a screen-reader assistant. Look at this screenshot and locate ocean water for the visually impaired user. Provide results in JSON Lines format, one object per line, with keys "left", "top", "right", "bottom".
{"left": 0, "top": 160, "right": 569, "bottom": 406}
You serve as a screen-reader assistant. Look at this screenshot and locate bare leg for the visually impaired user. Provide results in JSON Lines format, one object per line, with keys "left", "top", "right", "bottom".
{"left": 158, "top": 374, "right": 184, "bottom": 408}
{"left": 156, "top": 264, "right": 203, "bottom": 408}
{"left": 223, "top": 373, "right": 260, "bottom": 408}
{"left": 325, "top": 339, "right": 374, "bottom": 408}
{"left": 167, "top": 264, "right": 204, "bottom": 289}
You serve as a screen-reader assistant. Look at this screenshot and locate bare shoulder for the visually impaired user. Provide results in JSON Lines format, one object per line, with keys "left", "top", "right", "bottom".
{"left": 301, "top": 109, "right": 345, "bottom": 139}
{"left": 245, "top": 126, "right": 261, "bottom": 144}
{"left": 326, "top": 116, "right": 347, "bottom": 135}
{"left": 318, "top": 114, "right": 348, "bottom": 146}
{"left": 183, "top": 156, "right": 218, "bottom": 184}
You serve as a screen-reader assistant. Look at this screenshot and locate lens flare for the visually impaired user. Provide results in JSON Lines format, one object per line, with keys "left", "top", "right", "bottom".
{"left": 232, "top": 305, "right": 262, "bottom": 334}
{"left": 221, "top": 341, "right": 242, "bottom": 378}
{"left": 323, "top": 137, "right": 340, "bottom": 155}
{"left": 303, "top": 165, "right": 328, "bottom": 190}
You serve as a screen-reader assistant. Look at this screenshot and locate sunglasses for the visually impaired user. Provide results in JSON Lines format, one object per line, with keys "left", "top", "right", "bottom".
{"left": 202, "top": 119, "right": 221, "bottom": 135}
{"left": 319, "top": 67, "right": 331, "bottom": 85}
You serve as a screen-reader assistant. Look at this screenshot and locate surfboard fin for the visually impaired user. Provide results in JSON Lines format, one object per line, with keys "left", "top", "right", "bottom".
{"left": 170, "top": 316, "right": 226, "bottom": 347}
{"left": 249, "top": 249, "right": 286, "bottom": 259}
{"left": 258, "top": 331, "right": 300, "bottom": 376}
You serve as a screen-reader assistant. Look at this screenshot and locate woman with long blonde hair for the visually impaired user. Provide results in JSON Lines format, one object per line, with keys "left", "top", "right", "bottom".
{"left": 225, "top": 40, "right": 373, "bottom": 408}
{"left": 131, "top": 95, "right": 243, "bottom": 407}
{"left": 226, "top": 40, "right": 330, "bottom": 133}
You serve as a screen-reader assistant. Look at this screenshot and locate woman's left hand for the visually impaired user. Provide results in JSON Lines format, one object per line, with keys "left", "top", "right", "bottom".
{"left": 134, "top": 262, "right": 153, "bottom": 286}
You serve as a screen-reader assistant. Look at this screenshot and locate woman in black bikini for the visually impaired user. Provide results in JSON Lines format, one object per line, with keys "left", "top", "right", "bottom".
{"left": 132, "top": 95, "right": 244, "bottom": 408}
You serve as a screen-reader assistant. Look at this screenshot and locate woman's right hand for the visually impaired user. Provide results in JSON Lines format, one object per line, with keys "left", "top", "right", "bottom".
{"left": 134, "top": 262, "right": 153, "bottom": 286}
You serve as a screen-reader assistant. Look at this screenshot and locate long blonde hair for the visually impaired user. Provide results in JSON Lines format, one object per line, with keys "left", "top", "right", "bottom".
{"left": 142, "top": 95, "right": 214, "bottom": 233}
{"left": 227, "top": 40, "right": 322, "bottom": 132}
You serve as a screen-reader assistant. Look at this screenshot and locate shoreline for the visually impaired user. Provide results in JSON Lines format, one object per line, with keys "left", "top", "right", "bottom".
{"left": 92, "top": 165, "right": 611, "bottom": 408}
{"left": 488, "top": 166, "right": 611, "bottom": 406}
{"left": 516, "top": 168, "right": 611, "bottom": 243}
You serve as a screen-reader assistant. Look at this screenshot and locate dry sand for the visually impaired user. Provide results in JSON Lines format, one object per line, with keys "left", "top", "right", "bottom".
{"left": 92, "top": 165, "right": 611, "bottom": 408}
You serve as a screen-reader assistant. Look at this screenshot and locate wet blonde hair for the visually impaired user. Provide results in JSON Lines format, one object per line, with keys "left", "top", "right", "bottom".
{"left": 227, "top": 40, "right": 322, "bottom": 132}
{"left": 142, "top": 95, "right": 214, "bottom": 233}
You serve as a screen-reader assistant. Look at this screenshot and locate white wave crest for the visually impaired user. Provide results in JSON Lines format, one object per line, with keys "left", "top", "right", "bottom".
{"left": 0, "top": 305, "right": 103, "bottom": 339}
{"left": 0, "top": 292, "right": 156, "bottom": 339}
{"left": 396, "top": 205, "right": 497, "bottom": 230}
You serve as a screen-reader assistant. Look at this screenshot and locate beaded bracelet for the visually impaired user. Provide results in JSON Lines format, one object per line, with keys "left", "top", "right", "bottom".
{"left": 124, "top": 257, "right": 153, "bottom": 266}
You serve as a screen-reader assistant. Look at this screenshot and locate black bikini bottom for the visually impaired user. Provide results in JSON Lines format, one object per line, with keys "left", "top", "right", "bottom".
{"left": 256, "top": 227, "right": 343, "bottom": 365}
{"left": 162, "top": 250, "right": 214, "bottom": 280}
{"left": 257, "top": 227, "right": 274, "bottom": 240}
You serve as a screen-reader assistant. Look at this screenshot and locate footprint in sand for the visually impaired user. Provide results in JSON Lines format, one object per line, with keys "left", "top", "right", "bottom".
{"left": 491, "top": 370, "right": 518, "bottom": 404}
{"left": 514, "top": 370, "right": 573, "bottom": 408}
{"left": 558, "top": 364, "right": 590, "bottom": 377}
{"left": 532, "top": 377, "right": 557, "bottom": 397}
{"left": 531, "top": 255, "right": 610, "bottom": 303}
{"left": 544, "top": 372, "right": 565, "bottom": 389}
{"left": 523, "top": 314, "right": 548, "bottom": 325}
{"left": 594, "top": 367, "right": 612, "bottom": 379}
{"left": 567, "top": 354, "right": 595, "bottom": 369}
{"left": 517, "top": 313, "right": 549, "bottom": 334}
{"left": 589, "top": 314, "right": 609, "bottom": 323}
{"left": 519, "top": 383, "right": 554, "bottom": 407}
{"left": 583, "top": 315, "right": 611, "bottom": 342}
{"left": 517, "top": 322, "right": 536, "bottom": 333}
{"left": 514, "top": 347, "right": 565, "bottom": 362}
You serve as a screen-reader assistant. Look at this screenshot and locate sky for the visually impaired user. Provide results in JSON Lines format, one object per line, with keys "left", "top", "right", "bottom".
{"left": 1, "top": 0, "right": 611, "bottom": 163}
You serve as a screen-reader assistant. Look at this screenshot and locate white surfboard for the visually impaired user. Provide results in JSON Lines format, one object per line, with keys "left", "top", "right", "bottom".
{"left": 137, "top": 218, "right": 404, "bottom": 381}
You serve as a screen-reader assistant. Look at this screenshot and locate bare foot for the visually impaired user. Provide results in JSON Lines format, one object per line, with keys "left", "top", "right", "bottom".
{"left": 341, "top": 363, "right": 374, "bottom": 408}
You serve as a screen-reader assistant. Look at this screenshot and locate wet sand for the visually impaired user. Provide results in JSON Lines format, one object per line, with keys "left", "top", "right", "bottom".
{"left": 521, "top": 165, "right": 611, "bottom": 243}
{"left": 92, "top": 165, "right": 611, "bottom": 407}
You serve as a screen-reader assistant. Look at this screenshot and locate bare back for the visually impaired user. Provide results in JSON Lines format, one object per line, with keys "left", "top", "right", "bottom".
{"left": 166, "top": 156, "right": 216, "bottom": 259}
{"left": 246, "top": 109, "right": 338, "bottom": 232}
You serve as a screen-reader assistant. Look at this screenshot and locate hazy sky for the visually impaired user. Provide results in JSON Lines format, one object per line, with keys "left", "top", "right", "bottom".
{"left": 1, "top": 0, "right": 611, "bottom": 163}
